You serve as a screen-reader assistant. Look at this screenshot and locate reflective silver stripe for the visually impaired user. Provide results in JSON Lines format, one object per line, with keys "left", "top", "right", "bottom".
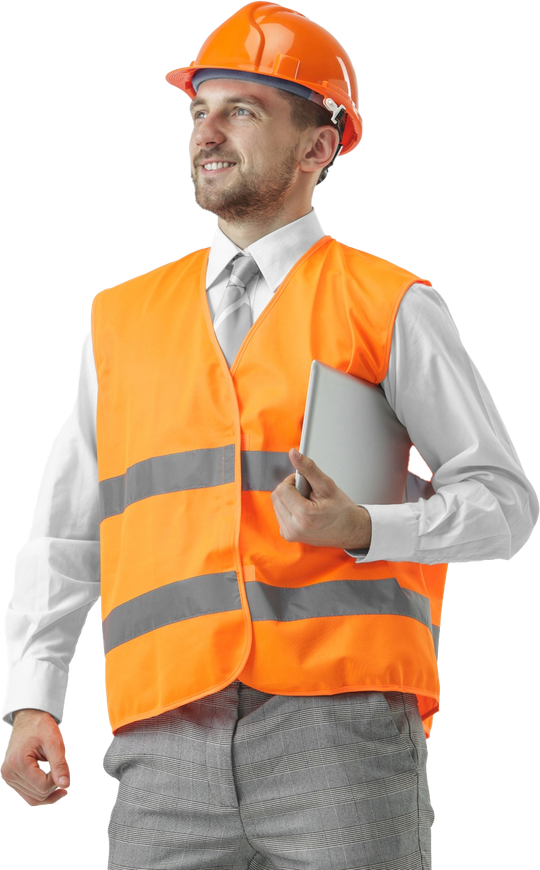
{"left": 99, "top": 445, "right": 235, "bottom": 520}
{"left": 100, "top": 447, "right": 290, "bottom": 519}
{"left": 245, "top": 577, "right": 433, "bottom": 631}
{"left": 103, "top": 572, "right": 441, "bottom": 657}
{"left": 241, "top": 451, "right": 293, "bottom": 491}
{"left": 102, "top": 571, "right": 240, "bottom": 654}
{"left": 432, "top": 624, "right": 440, "bottom": 658}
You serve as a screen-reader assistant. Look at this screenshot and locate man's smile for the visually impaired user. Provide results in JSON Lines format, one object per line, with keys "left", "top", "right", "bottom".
{"left": 200, "top": 160, "right": 237, "bottom": 174}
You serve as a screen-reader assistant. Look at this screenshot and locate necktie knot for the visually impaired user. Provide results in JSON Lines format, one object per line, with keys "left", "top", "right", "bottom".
{"left": 229, "top": 253, "right": 260, "bottom": 288}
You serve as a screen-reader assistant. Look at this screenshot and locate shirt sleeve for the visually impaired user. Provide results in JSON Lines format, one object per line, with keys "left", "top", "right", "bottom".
{"left": 347, "top": 283, "right": 538, "bottom": 564}
{"left": 2, "top": 333, "right": 101, "bottom": 725}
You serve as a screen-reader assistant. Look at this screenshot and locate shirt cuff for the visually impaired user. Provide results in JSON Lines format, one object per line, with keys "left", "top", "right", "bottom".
{"left": 2, "top": 659, "right": 68, "bottom": 726}
{"left": 345, "top": 502, "right": 418, "bottom": 563}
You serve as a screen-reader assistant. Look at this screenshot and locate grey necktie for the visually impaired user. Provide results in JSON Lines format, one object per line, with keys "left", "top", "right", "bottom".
{"left": 214, "top": 253, "right": 259, "bottom": 366}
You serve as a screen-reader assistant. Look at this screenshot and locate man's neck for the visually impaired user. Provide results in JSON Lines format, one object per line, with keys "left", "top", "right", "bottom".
{"left": 217, "top": 205, "right": 314, "bottom": 250}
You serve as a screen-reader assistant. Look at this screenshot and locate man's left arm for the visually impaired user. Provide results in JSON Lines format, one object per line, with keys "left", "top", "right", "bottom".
{"left": 272, "top": 284, "right": 538, "bottom": 561}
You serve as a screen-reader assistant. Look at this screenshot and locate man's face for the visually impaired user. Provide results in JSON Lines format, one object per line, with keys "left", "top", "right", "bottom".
{"left": 189, "top": 79, "right": 303, "bottom": 223}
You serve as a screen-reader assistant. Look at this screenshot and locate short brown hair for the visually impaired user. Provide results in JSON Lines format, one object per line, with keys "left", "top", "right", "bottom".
{"left": 278, "top": 89, "right": 335, "bottom": 131}
{"left": 277, "top": 90, "right": 342, "bottom": 183}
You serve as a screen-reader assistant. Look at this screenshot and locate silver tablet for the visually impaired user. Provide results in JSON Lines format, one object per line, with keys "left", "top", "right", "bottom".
{"left": 295, "top": 361, "right": 410, "bottom": 504}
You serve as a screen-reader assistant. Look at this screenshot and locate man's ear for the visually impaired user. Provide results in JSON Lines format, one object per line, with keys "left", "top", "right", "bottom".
{"left": 300, "top": 126, "right": 340, "bottom": 176}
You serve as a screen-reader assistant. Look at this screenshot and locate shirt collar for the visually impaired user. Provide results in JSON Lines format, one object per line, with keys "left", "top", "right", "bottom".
{"left": 206, "top": 210, "right": 326, "bottom": 292}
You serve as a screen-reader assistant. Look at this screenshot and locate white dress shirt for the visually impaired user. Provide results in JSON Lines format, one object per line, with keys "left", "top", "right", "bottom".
{"left": 3, "top": 210, "right": 537, "bottom": 725}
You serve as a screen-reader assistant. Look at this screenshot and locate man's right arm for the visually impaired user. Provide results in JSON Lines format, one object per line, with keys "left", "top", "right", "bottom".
{"left": 1, "top": 334, "right": 100, "bottom": 802}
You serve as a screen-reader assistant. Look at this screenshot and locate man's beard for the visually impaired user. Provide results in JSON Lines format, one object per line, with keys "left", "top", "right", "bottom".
{"left": 191, "top": 146, "right": 299, "bottom": 223}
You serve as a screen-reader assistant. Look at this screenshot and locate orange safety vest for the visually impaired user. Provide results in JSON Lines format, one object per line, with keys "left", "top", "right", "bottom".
{"left": 92, "top": 236, "right": 447, "bottom": 735}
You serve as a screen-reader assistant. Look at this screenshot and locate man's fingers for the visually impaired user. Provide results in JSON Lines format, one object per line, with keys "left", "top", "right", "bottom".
{"left": 7, "top": 754, "right": 59, "bottom": 800}
{"left": 271, "top": 451, "right": 330, "bottom": 527}
{"left": 270, "top": 447, "right": 371, "bottom": 549}
{"left": 3, "top": 766, "right": 67, "bottom": 805}
{"left": 23, "top": 734, "right": 69, "bottom": 791}
{"left": 9, "top": 780, "right": 67, "bottom": 807}
{"left": 2, "top": 709, "right": 70, "bottom": 806}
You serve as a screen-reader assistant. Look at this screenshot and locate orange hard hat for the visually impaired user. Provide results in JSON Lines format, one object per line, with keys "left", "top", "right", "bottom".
{"left": 166, "top": 2, "right": 362, "bottom": 156}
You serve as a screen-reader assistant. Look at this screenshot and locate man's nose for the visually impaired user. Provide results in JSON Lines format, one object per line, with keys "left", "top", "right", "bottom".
{"left": 194, "top": 115, "right": 226, "bottom": 149}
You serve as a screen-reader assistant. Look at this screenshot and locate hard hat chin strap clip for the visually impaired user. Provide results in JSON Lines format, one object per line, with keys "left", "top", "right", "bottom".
{"left": 323, "top": 97, "right": 347, "bottom": 126}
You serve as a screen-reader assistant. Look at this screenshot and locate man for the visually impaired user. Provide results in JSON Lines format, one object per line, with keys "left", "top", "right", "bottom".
{"left": 1, "top": 3, "right": 537, "bottom": 869}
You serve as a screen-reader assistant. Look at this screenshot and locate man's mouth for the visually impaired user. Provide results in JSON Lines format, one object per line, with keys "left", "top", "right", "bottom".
{"left": 200, "top": 161, "right": 236, "bottom": 173}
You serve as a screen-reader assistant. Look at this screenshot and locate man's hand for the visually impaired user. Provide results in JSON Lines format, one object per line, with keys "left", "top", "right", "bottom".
{"left": 271, "top": 448, "right": 372, "bottom": 549}
{"left": 1, "top": 709, "right": 70, "bottom": 806}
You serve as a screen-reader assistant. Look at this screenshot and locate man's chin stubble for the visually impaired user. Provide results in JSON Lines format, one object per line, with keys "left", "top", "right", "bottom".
{"left": 191, "top": 162, "right": 297, "bottom": 223}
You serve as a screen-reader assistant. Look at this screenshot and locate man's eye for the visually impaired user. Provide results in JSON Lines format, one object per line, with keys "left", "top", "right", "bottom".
{"left": 235, "top": 107, "right": 252, "bottom": 116}
{"left": 194, "top": 111, "right": 207, "bottom": 120}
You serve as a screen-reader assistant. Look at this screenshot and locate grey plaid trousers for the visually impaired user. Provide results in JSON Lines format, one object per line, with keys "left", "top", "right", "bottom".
{"left": 103, "top": 681, "right": 433, "bottom": 869}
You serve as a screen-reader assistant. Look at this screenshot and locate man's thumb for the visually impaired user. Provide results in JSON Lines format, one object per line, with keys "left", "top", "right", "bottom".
{"left": 47, "top": 741, "right": 70, "bottom": 787}
{"left": 54, "top": 768, "right": 70, "bottom": 788}
{"left": 290, "top": 448, "right": 312, "bottom": 472}
{"left": 290, "top": 449, "right": 322, "bottom": 483}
